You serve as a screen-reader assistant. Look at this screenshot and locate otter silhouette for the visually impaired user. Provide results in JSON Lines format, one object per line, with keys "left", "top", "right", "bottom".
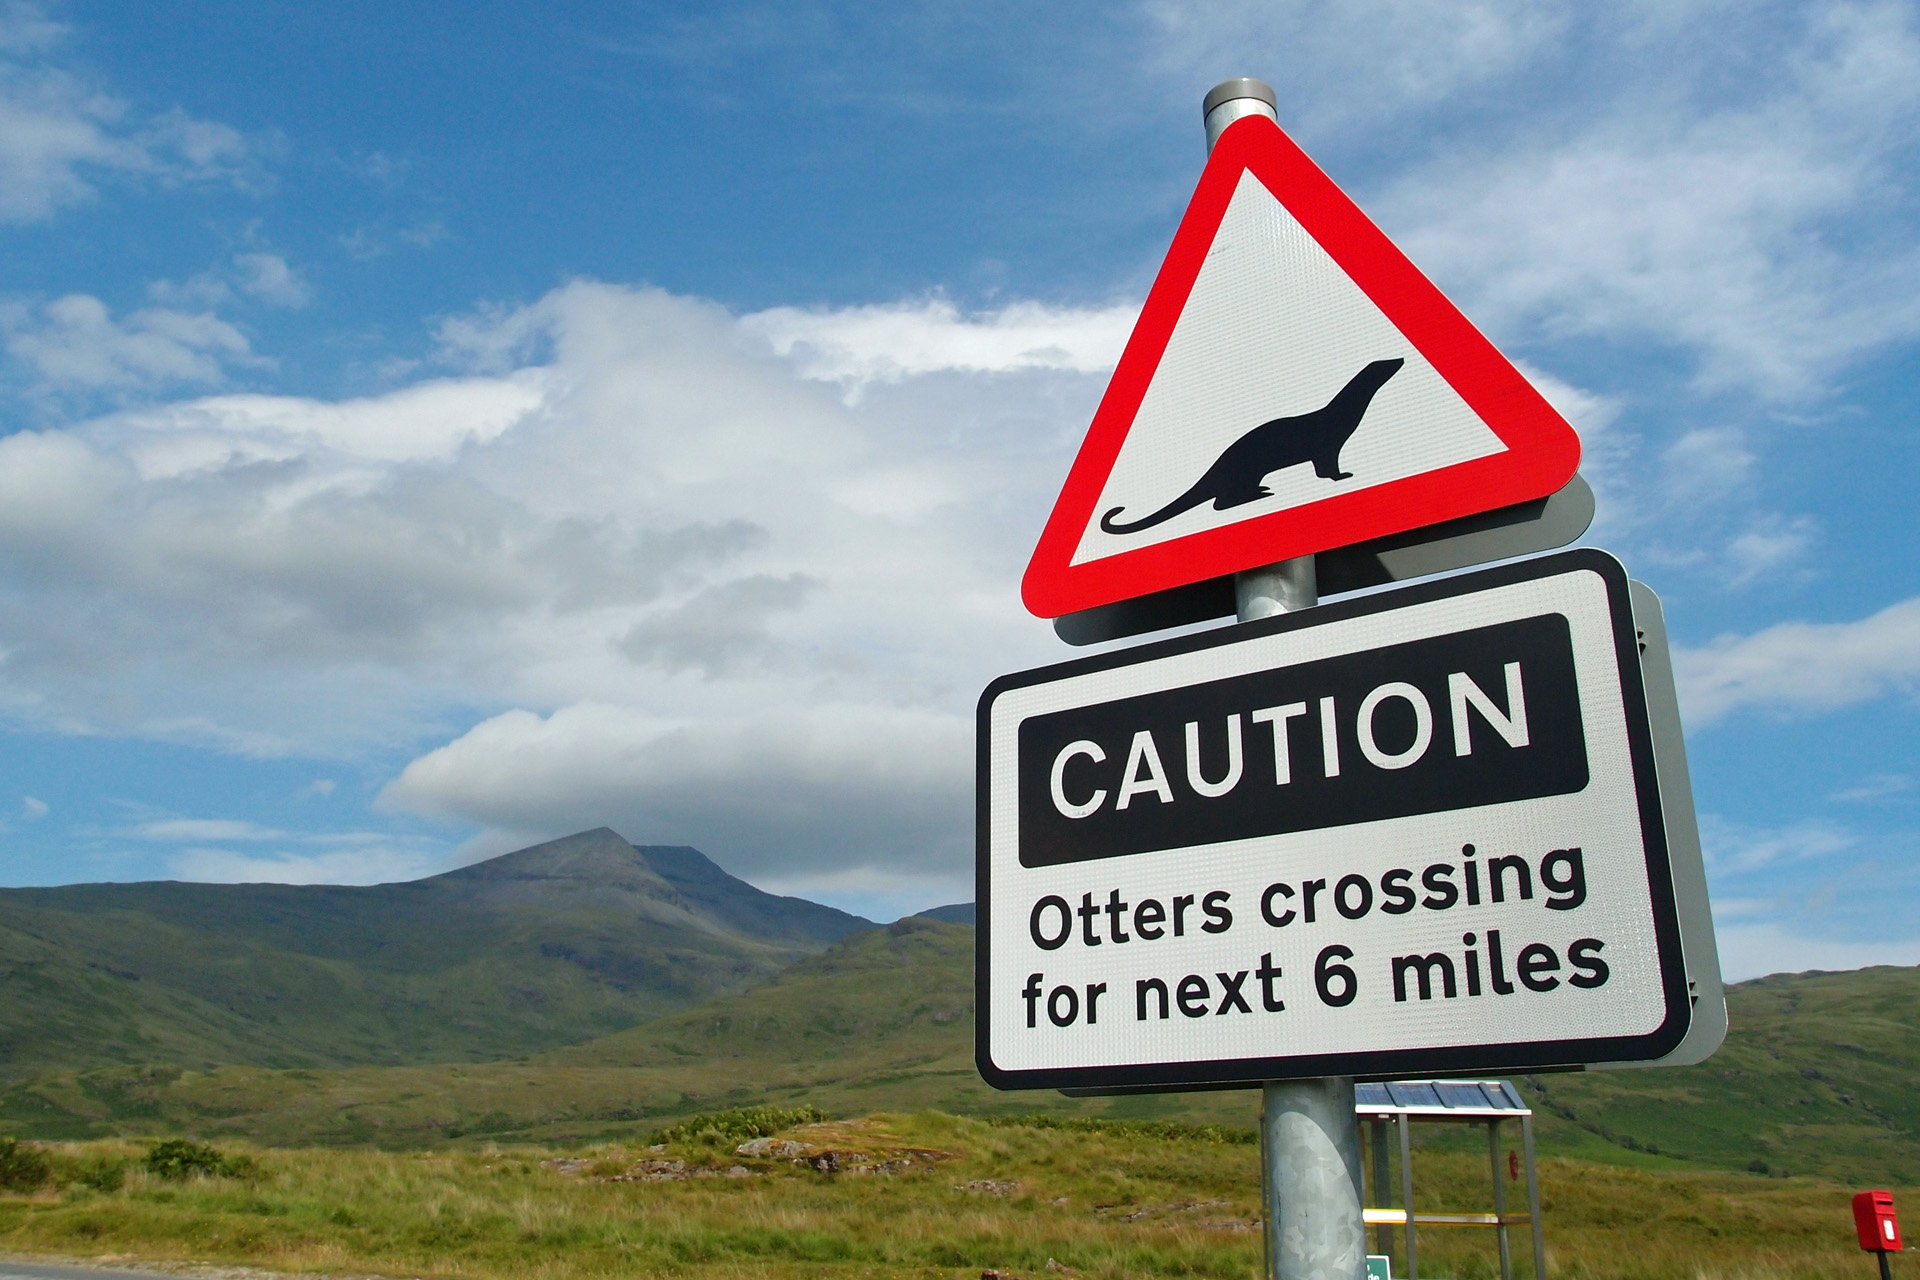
{"left": 1099, "top": 357, "right": 1404, "bottom": 536}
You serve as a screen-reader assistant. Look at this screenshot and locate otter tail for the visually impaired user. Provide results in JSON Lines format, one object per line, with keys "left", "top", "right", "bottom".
{"left": 1100, "top": 485, "right": 1208, "bottom": 535}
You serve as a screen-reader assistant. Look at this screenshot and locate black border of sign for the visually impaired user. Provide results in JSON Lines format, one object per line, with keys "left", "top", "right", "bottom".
{"left": 974, "top": 548, "right": 1690, "bottom": 1091}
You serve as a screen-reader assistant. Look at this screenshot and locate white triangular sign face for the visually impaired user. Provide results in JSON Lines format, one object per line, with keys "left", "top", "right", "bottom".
{"left": 1022, "top": 115, "right": 1580, "bottom": 619}
{"left": 1070, "top": 172, "right": 1508, "bottom": 566}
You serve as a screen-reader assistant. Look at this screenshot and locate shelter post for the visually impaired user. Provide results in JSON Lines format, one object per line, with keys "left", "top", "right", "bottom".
{"left": 1523, "top": 1113, "right": 1546, "bottom": 1279}
{"left": 1489, "top": 1119, "right": 1513, "bottom": 1280}
{"left": 1370, "top": 1119, "right": 1395, "bottom": 1260}
{"left": 1398, "top": 1112, "right": 1419, "bottom": 1280}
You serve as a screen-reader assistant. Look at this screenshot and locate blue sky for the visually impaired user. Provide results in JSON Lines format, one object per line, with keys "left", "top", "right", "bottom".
{"left": 0, "top": 1, "right": 1917, "bottom": 980}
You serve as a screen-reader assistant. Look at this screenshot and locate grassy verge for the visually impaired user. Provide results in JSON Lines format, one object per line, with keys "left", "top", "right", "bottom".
{"left": 0, "top": 1113, "right": 1903, "bottom": 1280}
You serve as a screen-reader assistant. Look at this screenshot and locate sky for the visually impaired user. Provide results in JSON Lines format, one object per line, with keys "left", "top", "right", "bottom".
{"left": 0, "top": 1, "right": 1916, "bottom": 983}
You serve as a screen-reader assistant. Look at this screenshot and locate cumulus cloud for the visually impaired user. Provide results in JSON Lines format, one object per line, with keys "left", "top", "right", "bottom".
{"left": 1674, "top": 595, "right": 1920, "bottom": 724}
{"left": 380, "top": 700, "right": 973, "bottom": 879}
{"left": 0, "top": 280, "right": 1102, "bottom": 883}
{"left": 0, "top": 5, "right": 262, "bottom": 222}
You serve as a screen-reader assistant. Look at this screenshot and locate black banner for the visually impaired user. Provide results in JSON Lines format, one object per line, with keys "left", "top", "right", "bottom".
{"left": 1016, "top": 613, "right": 1586, "bottom": 867}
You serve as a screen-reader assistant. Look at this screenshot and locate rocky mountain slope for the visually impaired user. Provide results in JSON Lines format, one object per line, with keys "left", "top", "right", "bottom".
{"left": 0, "top": 828, "right": 870, "bottom": 1076}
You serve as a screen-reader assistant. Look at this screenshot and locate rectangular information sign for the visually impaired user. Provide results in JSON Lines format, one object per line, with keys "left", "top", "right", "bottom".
{"left": 976, "top": 549, "right": 1690, "bottom": 1090}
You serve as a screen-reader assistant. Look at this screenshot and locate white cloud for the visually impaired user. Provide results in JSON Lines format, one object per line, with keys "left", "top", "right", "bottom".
{"left": 20, "top": 794, "right": 44, "bottom": 819}
{"left": 1514, "top": 361, "right": 1619, "bottom": 444}
{"left": 614, "top": 572, "right": 822, "bottom": 677}
{"left": 166, "top": 842, "right": 444, "bottom": 886}
{"left": 1714, "top": 922, "right": 1920, "bottom": 983}
{"left": 341, "top": 220, "right": 448, "bottom": 262}
{"left": 753, "top": 861, "right": 973, "bottom": 926}
{"left": 1140, "top": 0, "right": 1567, "bottom": 134}
{"left": 1696, "top": 816, "right": 1920, "bottom": 978}
{"left": 146, "top": 252, "right": 311, "bottom": 313}
{"left": 0, "top": 7, "right": 262, "bottom": 222}
{"left": 1722, "top": 514, "right": 1818, "bottom": 587}
{"left": 1661, "top": 429, "right": 1755, "bottom": 503}
{"left": 1674, "top": 595, "right": 1920, "bottom": 724}
{"left": 741, "top": 296, "right": 1138, "bottom": 401}
{"left": 0, "top": 280, "right": 1099, "bottom": 880}
{"left": 132, "top": 817, "right": 283, "bottom": 842}
{"left": 1830, "top": 773, "right": 1911, "bottom": 803}
{"left": 118, "top": 814, "right": 448, "bottom": 884}
{"left": 232, "top": 252, "right": 310, "bottom": 308}
{"left": 1699, "top": 814, "right": 1854, "bottom": 873}
{"left": 1, "top": 293, "right": 258, "bottom": 389}
{"left": 100, "top": 372, "right": 549, "bottom": 475}
{"left": 1383, "top": 2, "right": 1920, "bottom": 400}
{"left": 379, "top": 699, "right": 973, "bottom": 879}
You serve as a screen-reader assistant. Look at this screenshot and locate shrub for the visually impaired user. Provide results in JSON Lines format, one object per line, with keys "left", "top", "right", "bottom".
{"left": 649, "top": 1105, "right": 829, "bottom": 1147}
{"left": 0, "top": 1137, "right": 51, "bottom": 1191}
{"left": 145, "top": 1139, "right": 252, "bottom": 1181}
{"left": 75, "top": 1156, "right": 127, "bottom": 1192}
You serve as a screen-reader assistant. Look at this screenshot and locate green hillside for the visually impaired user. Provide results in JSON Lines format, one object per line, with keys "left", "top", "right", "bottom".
{"left": 0, "top": 918, "right": 987, "bottom": 1146}
{"left": 0, "top": 828, "right": 869, "bottom": 1077}
{"left": 4, "top": 911, "right": 1917, "bottom": 1187}
{"left": 1528, "top": 965, "right": 1920, "bottom": 1185}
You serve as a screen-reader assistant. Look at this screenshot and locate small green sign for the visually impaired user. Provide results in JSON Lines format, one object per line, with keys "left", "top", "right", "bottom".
{"left": 1367, "top": 1256, "right": 1392, "bottom": 1280}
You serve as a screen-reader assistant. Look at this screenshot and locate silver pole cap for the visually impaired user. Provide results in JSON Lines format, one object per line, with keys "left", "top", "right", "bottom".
{"left": 1202, "top": 77, "right": 1277, "bottom": 119}
{"left": 1203, "top": 77, "right": 1278, "bottom": 152}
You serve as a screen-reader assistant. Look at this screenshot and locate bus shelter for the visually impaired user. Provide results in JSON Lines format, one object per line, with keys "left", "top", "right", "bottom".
{"left": 1356, "top": 1080, "right": 1546, "bottom": 1280}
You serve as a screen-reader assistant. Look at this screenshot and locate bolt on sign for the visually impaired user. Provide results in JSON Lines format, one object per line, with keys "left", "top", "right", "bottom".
{"left": 976, "top": 550, "right": 1692, "bottom": 1090}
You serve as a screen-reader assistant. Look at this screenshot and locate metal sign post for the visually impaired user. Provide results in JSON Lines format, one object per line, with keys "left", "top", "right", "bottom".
{"left": 1215, "top": 76, "right": 1366, "bottom": 1280}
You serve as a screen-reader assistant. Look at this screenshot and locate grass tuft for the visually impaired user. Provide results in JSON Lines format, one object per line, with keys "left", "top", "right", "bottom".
{"left": 648, "top": 1105, "right": 830, "bottom": 1147}
{"left": 143, "top": 1138, "right": 253, "bottom": 1181}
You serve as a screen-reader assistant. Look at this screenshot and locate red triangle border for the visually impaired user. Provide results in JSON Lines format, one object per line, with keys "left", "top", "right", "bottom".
{"left": 1022, "top": 115, "right": 1580, "bottom": 619}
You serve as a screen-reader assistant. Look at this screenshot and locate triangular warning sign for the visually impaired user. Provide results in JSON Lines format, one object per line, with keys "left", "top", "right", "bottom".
{"left": 1022, "top": 114, "right": 1580, "bottom": 619}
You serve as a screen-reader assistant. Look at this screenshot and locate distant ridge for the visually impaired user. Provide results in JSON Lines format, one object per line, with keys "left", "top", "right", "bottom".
{"left": 915, "top": 902, "right": 975, "bottom": 925}
{"left": 0, "top": 828, "right": 873, "bottom": 1079}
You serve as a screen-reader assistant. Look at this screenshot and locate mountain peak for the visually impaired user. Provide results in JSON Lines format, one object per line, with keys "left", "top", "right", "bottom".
{"left": 439, "top": 827, "right": 654, "bottom": 885}
{"left": 433, "top": 829, "right": 873, "bottom": 947}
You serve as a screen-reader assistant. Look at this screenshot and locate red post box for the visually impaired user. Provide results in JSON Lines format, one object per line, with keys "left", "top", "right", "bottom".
{"left": 1855, "top": 1190, "right": 1902, "bottom": 1252}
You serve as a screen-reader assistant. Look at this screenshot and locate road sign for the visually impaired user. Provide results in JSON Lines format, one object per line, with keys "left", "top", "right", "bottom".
{"left": 1054, "top": 474, "right": 1595, "bottom": 646}
{"left": 1022, "top": 114, "right": 1582, "bottom": 620}
{"left": 978, "top": 549, "right": 1690, "bottom": 1090}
